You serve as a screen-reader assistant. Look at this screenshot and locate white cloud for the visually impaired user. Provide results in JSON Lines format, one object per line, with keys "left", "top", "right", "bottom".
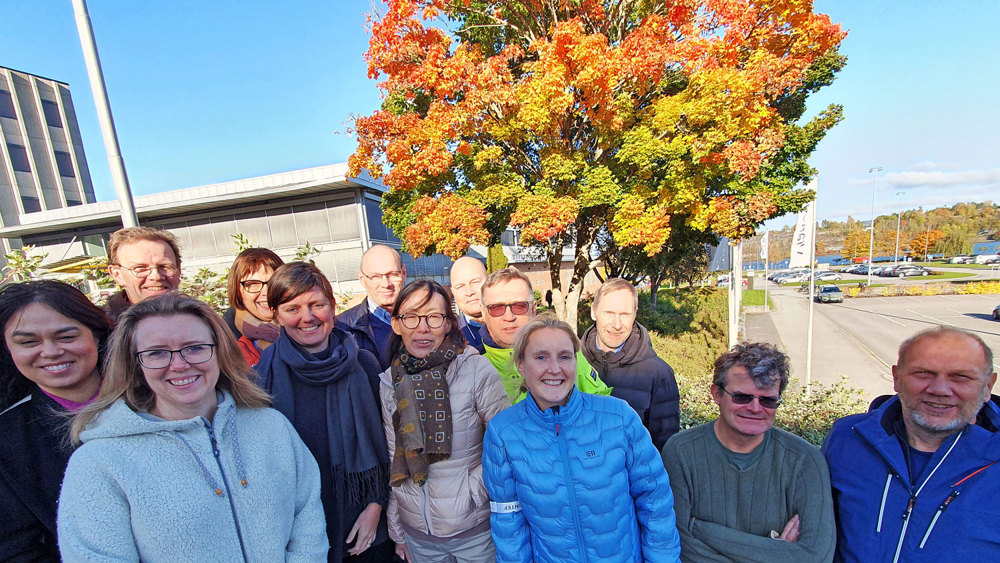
{"left": 912, "top": 160, "right": 938, "bottom": 171}
{"left": 884, "top": 168, "right": 1000, "bottom": 188}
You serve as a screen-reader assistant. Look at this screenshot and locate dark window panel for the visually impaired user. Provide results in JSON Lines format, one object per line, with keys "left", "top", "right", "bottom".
{"left": 54, "top": 150, "right": 75, "bottom": 177}
{"left": 7, "top": 143, "right": 31, "bottom": 172}
{"left": 21, "top": 196, "right": 41, "bottom": 213}
{"left": 0, "top": 90, "right": 15, "bottom": 119}
{"left": 41, "top": 100, "right": 62, "bottom": 127}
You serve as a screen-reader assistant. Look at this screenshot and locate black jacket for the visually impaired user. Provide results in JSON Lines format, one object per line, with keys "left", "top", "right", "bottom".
{"left": 0, "top": 388, "right": 73, "bottom": 562}
{"left": 581, "top": 322, "right": 680, "bottom": 450}
{"left": 334, "top": 299, "right": 393, "bottom": 372}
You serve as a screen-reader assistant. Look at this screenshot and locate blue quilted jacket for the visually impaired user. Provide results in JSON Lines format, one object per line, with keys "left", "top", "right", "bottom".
{"left": 482, "top": 389, "right": 681, "bottom": 563}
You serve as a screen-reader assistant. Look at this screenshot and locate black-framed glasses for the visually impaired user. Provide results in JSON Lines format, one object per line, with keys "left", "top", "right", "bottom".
{"left": 240, "top": 279, "right": 268, "bottom": 293}
{"left": 360, "top": 270, "right": 404, "bottom": 284}
{"left": 485, "top": 301, "right": 531, "bottom": 318}
{"left": 718, "top": 385, "right": 782, "bottom": 409}
{"left": 396, "top": 313, "right": 447, "bottom": 329}
{"left": 136, "top": 344, "right": 215, "bottom": 369}
{"left": 113, "top": 263, "right": 178, "bottom": 279}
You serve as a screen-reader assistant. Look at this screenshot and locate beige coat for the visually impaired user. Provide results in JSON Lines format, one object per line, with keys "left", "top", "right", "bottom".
{"left": 379, "top": 347, "right": 510, "bottom": 542}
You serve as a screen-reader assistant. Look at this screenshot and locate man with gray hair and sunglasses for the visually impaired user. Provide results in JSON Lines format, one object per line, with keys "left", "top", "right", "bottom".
{"left": 661, "top": 342, "right": 835, "bottom": 562}
{"left": 477, "top": 267, "right": 610, "bottom": 402}
{"left": 822, "top": 327, "right": 1000, "bottom": 561}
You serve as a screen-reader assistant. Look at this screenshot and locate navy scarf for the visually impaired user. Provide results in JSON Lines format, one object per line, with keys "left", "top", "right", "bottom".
{"left": 260, "top": 327, "right": 389, "bottom": 505}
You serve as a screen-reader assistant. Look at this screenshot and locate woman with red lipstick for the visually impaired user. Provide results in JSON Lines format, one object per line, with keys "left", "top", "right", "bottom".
{"left": 0, "top": 280, "right": 111, "bottom": 562}
{"left": 224, "top": 248, "right": 284, "bottom": 367}
{"left": 379, "top": 280, "right": 509, "bottom": 562}
{"left": 256, "top": 262, "right": 392, "bottom": 563}
{"left": 58, "top": 293, "right": 328, "bottom": 561}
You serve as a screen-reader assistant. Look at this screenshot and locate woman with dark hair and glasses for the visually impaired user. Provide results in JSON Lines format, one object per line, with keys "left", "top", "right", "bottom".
{"left": 379, "top": 280, "right": 508, "bottom": 562}
{"left": 58, "top": 293, "right": 328, "bottom": 561}
{"left": 0, "top": 280, "right": 111, "bottom": 562}
{"left": 224, "top": 247, "right": 285, "bottom": 366}
{"left": 255, "top": 262, "right": 392, "bottom": 563}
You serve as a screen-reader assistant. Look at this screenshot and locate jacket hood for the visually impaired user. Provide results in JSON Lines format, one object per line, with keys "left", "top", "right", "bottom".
{"left": 80, "top": 390, "right": 233, "bottom": 443}
{"left": 581, "top": 322, "right": 655, "bottom": 367}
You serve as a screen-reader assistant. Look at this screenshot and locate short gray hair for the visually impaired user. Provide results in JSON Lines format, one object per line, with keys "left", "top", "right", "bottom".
{"left": 713, "top": 342, "right": 790, "bottom": 394}
{"left": 898, "top": 326, "right": 994, "bottom": 378}
{"left": 591, "top": 278, "right": 637, "bottom": 314}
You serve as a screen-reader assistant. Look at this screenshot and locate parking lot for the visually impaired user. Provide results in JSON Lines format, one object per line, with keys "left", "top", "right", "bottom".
{"left": 749, "top": 287, "right": 1000, "bottom": 401}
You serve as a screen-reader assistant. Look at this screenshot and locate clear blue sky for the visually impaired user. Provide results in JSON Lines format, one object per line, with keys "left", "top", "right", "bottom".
{"left": 2, "top": 0, "right": 998, "bottom": 228}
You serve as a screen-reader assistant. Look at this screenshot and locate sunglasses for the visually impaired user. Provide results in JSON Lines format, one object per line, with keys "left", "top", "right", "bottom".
{"left": 718, "top": 385, "right": 782, "bottom": 409}
{"left": 485, "top": 301, "right": 531, "bottom": 318}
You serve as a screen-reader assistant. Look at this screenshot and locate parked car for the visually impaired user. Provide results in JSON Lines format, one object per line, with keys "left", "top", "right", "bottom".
{"left": 894, "top": 265, "right": 932, "bottom": 277}
{"left": 817, "top": 285, "right": 844, "bottom": 303}
{"left": 949, "top": 255, "right": 973, "bottom": 264}
{"left": 993, "top": 304, "right": 1000, "bottom": 321}
{"left": 776, "top": 272, "right": 808, "bottom": 284}
{"left": 814, "top": 271, "right": 843, "bottom": 281}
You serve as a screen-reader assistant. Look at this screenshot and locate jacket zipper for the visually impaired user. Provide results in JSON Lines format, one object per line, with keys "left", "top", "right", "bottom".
{"left": 918, "top": 460, "right": 996, "bottom": 549}
{"left": 207, "top": 421, "right": 249, "bottom": 563}
{"left": 554, "top": 409, "right": 587, "bottom": 563}
{"left": 889, "top": 431, "right": 962, "bottom": 563}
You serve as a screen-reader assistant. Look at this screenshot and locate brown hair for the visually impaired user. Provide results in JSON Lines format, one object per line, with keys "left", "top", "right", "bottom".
{"left": 266, "top": 262, "right": 335, "bottom": 311}
{"left": 713, "top": 342, "right": 790, "bottom": 394}
{"left": 591, "top": 278, "right": 638, "bottom": 314}
{"left": 227, "top": 248, "right": 284, "bottom": 310}
{"left": 512, "top": 313, "right": 580, "bottom": 366}
{"left": 108, "top": 227, "right": 182, "bottom": 268}
{"left": 70, "top": 293, "right": 269, "bottom": 444}
{"left": 480, "top": 267, "right": 532, "bottom": 304}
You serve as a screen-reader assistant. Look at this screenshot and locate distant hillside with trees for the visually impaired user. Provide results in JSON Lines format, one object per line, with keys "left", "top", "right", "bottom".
{"left": 745, "top": 201, "right": 1000, "bottom": 264}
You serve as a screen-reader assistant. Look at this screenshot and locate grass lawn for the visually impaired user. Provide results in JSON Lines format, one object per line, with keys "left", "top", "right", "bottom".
{"left": 914, "top": 262, "right": 998, "bottom": 270}
{"left": 742, "top": 289, "right": 772, "bottom": 307}
{"left": 916, "top": 271, "right": 976, "bottom": 280}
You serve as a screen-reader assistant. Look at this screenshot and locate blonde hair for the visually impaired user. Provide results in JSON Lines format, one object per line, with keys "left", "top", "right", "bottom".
{"left": 70, "top": 293, "right": 269, "bottom": 444}
{"left": 512, "top": 313, "right": 581, "bottom": 365}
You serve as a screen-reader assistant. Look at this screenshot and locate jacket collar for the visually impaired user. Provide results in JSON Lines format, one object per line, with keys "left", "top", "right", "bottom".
{"left": 524, "top": 386, "right": 583, "bottom": 427}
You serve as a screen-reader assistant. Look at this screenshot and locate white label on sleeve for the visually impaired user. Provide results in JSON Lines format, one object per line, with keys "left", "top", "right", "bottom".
{"left": 490, "top": 500, "right": 522, "bottom": 513}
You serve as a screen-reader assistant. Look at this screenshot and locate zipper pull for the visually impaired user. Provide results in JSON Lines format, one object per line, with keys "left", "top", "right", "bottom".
{"left": 206, "top": 422, "right": 221, "bottom": 458}
{"left": 556, "top": 422, "right": 560, "bottom": 436}
{"left": 902, "top": 495, "right": 916, "bottom": 521}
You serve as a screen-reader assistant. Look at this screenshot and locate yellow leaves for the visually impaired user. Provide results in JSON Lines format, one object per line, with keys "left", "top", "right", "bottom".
{"left": 404, "top": 194, "right": 490, "bottom": 258}
{"left": 612, "top": 195, "right": 673, "bottom": 255}
{"left": 510, "top": 194, "right": 580, "bottom": 244}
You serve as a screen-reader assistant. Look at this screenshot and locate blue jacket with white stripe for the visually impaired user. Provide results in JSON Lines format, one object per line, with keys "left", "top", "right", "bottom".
{"left": 822, "top": 395, "right": 1000, "bottom": 562}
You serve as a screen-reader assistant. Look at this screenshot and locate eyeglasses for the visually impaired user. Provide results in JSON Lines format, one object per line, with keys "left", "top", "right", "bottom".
{"left": 396, "top": 313, "right": 447, "bottom": 329}
{"left": 718, "top": 385, "right": 782, "bottom": 409}
{"left": 113, "top": 263, "right": 178, "bottom": 278}
{"left": 485, "top": 301, "right": 531, "bottom": 318}
{"left": 360, "top": 270, "right": 404, "bottom": 284}
{"left": 136, "top": 344, "right": 215, "bottom": 369}
{"left": 240, "top": 279, "right": 268, "bottom": 293}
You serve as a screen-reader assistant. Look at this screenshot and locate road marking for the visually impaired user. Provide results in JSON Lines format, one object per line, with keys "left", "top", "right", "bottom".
{"left": 879, "top": 313, "right": 906, "bottom": 326}
{"left": 941, "top": 295, "right": 959, "bottom": 302}
{"left": 825, "top": 313, "right": 893, "bottom": 373}
{"left": 907, "top": 309, "right": 954, "bottom": 326}
{"left": 948, "top": 309, "right": 965, "bottom": 315}
{"left": 874, "top": 298, "right": 889, "bottom": 303}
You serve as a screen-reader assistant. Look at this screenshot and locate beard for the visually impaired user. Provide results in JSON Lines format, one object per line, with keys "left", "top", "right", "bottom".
{"left": 904, "top": 383, "right": 990, "bottom": 437}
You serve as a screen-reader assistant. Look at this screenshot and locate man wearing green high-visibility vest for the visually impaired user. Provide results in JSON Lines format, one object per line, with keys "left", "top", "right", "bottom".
{"left": 475, "top": 267, "right": 611, "bottom": 402}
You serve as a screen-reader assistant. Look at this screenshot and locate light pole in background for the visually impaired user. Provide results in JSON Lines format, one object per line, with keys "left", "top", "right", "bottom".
{"left": 867, "top": 166, "right": 882, "bottom": 285}
{"left": 893, "top": 191, "right": 905, "bottom": 265}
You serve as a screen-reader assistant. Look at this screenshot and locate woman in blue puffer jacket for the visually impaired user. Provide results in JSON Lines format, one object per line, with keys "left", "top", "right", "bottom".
{"left": 482, "top": 315, "right": 681, "bottom": 563}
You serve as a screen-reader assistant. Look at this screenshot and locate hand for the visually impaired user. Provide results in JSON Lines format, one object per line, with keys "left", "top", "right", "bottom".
{"left": 346, "top": 502, "right": 382, "bottom": 556}
{"left": 395, "top": 542, "right": 410, "bottom": 561}
{"left": 778, "top": 514, "right": 800, "bottom": 543}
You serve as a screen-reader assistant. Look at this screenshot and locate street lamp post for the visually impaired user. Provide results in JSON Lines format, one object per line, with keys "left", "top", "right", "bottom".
{"left": 894, "top": 191, "right": 905, "bottom": 265}
{"left": 867, "top": 167, "right": 882, "bottom": 285}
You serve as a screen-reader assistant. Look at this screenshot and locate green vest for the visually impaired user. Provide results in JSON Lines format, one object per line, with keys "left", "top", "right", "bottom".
{"left": 482, "top": 344, "right": 612, "bottom": 403}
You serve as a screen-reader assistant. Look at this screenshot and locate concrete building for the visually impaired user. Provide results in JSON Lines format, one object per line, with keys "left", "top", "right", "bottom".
{"left": 0, "top": 163, "right": 450, "bottom": 295}
{"left": 0, "top": 66, "right": 96, "bottom": 247}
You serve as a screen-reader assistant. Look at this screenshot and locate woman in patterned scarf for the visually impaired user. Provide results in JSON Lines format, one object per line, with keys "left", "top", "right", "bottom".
{"left": 223, "top": 248, "right": 284, "bottom": 367}
{"left": 379, "top": 279, "right": 509, "bottom": 562}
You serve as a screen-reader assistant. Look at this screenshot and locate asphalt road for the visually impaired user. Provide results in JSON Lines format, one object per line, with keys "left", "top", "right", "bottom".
{"left": 747, "top": 285, "right": 1000, "bottom": 402}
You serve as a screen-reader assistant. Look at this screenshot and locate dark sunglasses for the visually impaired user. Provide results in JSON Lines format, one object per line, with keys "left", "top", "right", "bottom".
{"left": 485, "top": 301, "right": 531, "bottom": 318}
{"left": 718, "top": 385, "right": 782, "bottom": 409}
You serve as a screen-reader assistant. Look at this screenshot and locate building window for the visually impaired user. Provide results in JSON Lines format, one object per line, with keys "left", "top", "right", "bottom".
{"left": 66, "top": 198, "right": 82, "bottom": 207}
{"left": 54, "top": 150, "right": 75, "bottom": 177}
{"left": 21, "top": 196, "right": 41, "bottom": 213}
{"left": 0, "top": 90, "right": 15, "bottom": 119}
{"left": 7, "top": 143, "right": 31, "bottom": 172}
{"left": 41, "top": 100, "right": 62, "bottom": 127}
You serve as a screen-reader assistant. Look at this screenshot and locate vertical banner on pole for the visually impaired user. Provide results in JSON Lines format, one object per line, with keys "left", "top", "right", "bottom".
{"left": 789, "top": 196, "right": 817, "bottom": 269}
{"left": 760, "top": 231, "right": 769, "bottom": 310}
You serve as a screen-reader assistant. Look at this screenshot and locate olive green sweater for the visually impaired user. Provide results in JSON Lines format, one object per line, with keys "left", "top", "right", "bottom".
{"left": 661, "top": 422, "right": 835, "bottom": 562}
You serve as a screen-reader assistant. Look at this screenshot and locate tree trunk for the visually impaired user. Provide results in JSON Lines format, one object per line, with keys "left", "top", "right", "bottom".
{"left": 546, "top": 222, "right": 598, "bottom": 331}
{"left": 650, "top": 281, "right": 660, "bottom": 310}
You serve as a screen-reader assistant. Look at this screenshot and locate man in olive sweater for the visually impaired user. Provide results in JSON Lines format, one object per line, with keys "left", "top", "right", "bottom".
{"left": 661, "top": 343, "right": 835, "bottom": 563}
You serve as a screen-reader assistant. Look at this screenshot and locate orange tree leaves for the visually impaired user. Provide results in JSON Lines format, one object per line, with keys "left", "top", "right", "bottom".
{"left": 351, "top": 0, "right": 846, "bottom": 258}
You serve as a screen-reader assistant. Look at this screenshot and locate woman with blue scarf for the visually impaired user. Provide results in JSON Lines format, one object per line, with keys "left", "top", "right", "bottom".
{"left": 256, "top": 262, "right": 392, "bottom": 563}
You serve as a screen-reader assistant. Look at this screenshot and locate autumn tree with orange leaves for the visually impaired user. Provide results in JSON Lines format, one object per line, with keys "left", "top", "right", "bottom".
{"left": 351, "top": 0, "right": 846, "bottom": 326}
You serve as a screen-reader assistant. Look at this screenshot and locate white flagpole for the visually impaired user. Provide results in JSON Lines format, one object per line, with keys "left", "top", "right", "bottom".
{"left": 805, "top": 193, "right": 818, "bottom": 396}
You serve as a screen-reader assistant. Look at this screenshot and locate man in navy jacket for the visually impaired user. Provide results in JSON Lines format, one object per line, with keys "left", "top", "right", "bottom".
{"left": 822, "top": 327, "right": 1000, "bottom": 561}
{"left": 335, "top": 244, "right": 406, "bottom": 371}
